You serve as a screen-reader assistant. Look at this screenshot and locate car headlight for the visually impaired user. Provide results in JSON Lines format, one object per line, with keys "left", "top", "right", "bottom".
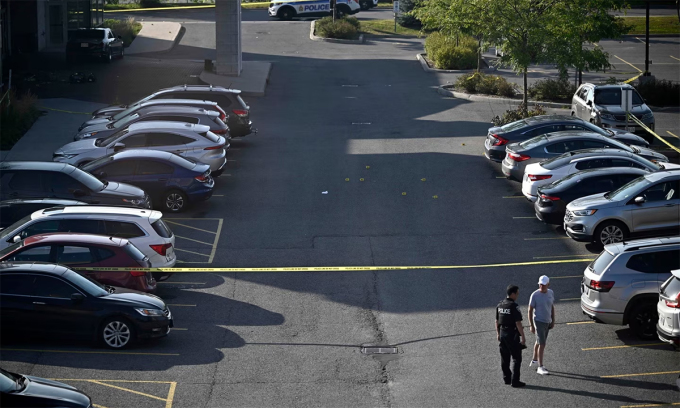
{"left": 122, "top": 198, "right": 145, "bottom": 206}
{"left": 81, "top": 132, "right": 98, "bottom": 138}
{"left": 572, "top": 209, "right": 597, "bottom": 216}
{"left": 135, "top": 308, "right": 165, "bottom": 316}
{"left": 56, "top": 153, "right": 78, "bottom": 159}
{"left": 599, "top": 113, "right": 615, "bottom": 120}
{"left": 641, "top": 112, "right": 653, "bottom": 121}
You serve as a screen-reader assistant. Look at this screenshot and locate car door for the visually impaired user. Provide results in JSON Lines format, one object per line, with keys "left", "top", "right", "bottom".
{"left": 108, "top": 133, "right": 147, "bottom": 154}
{"left": 0, "top": 274, "right": 39, "bottom": 331}
{"left": 134, "top": 160, "right": 175, "bottom": 199}
{"left": 54, "top": 245, "right": 101, "bottom": 283}
{"left": 31, "top": 275, "right": 92, "bottom": 337}
{"left": 46, "top": 172, "right": 95, "bottom": 203}
{"left": 630, "top": 180, "right": 680, "bottom": 233}
{"left": 5, "top": 171, "right": 47, "bottom": 200}
{"left": 573, "top": 86, "right": 587, "bottom": 118}
{"left": 93, "top": 159, "right": 138, "bottom": 183}
{"left": 146, "top": 132, "right": 193, "bottom": 155}
{"left": 582, "top": 87, "right": 595, "bottom": 120}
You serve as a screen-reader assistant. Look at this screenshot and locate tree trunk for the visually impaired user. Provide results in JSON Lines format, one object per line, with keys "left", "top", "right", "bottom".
{"left": 477, "top": 37, "right": 482, "bottom": 72}
{"left": 523, "top": 67, "right": 528, "bottom": 107}
{"left": 578, "top": 69, "right": 582, "bottom": 86}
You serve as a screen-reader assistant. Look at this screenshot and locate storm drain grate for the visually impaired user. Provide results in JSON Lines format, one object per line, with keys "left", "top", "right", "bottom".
{"left": 361, "top": 346, "right": 398, "bottom": 355}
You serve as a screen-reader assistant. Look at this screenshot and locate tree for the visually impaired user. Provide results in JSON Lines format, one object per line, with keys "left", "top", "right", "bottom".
{"left": 397, "top": 0, "right": 422, "bottom": 28}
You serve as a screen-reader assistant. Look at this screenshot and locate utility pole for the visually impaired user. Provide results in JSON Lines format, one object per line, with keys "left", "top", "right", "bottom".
{"left": 644, "top": 0, "right": 651, "bottom": 76}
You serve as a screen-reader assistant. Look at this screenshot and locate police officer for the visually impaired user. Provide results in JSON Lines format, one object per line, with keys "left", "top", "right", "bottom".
{"left": 495, "top": 284, "right": 527, "bottom": 387}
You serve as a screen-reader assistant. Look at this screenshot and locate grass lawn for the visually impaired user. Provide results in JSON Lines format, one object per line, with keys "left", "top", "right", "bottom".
{"left": 360, "top": 19, "right": 422, "bottom": 36}
{"left": 622, "top": 16, "right": 680, "bottom": 35}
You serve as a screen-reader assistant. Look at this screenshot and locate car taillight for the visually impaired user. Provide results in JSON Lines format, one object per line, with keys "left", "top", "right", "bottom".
{"left": 492, "top": 134, "right": 508, "bottom": 146}
{"left": 590, "top": 280, "right": 615, "bottom": 292}
{"left": 540, "top": 194, "right": 560, "bottom": 201}
{"left": 213, "top": 128, "right": 228, "bottom": 135}
{"left": 195, "top": 172, "right": 210, "bottom": 182}
{"left": 528, "top": 174, "right": 552, "bottom": 182}
{"left": 665, "top": 293, "right": 680, "bottom": 308}
{"left": 130, "top": 271, "right": 147, "bottom": 277}
{"left": 150, "top": 243, "right": 172, "bottom": 256}
{"left": 508, "top": 152, "right": 531, "bottom": 162}
{"left": 232, "top": 109, "right": 248, "bottom": 117}
{"left": 217, "top": 106, "right": 227, "bottom": 121}
{"left": 204, "top": 144, "right": 224, "bottom": 150}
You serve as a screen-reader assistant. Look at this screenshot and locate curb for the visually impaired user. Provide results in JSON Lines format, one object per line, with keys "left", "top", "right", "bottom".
{"left": 309, "top": 21, "right": 365, "bottom": 44}
{"left": 416, "top": 53, "right": 497, "bottom": 74}
{"left": 436, "top": 87, "right": 571, "bottom": 109}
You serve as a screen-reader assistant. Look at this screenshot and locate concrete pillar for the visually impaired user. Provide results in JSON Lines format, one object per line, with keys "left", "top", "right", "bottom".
{"left": 214, "top": 0, "right": 242, "bottom": 76}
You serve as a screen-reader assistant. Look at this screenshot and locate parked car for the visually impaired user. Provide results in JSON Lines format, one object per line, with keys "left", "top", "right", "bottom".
{"left": 564, "top": 169, "right": 680, "bottom": 246}
{"left": 76, "top": 105, "right": 228, "bottom": 141}
{"left": 0, "top": 262, "right": 173, "bottom": 348}
{"left": 82, "top": 150, "right": 215, "bottom": 213}
{"left": 79, "top": 99, "right": 229, "bottom": 132}
{"left": 92, "top": 85, "right": 253, "bottom": 137}
{"left": 0, "top": 233, "right": 156, "bottom": 292}
{"left": 571, "top": 83, "right": 655, "bottom": 138}
{"left": 534, "top": 167, "right": 649, "bottom": 225}
{"left": 484, "top": 115, "right": 649, "bottom": 162}
{"left": 0, "top": 161, "right": 150, "bottom": 209}
{"left": 0, "top": 367, "right": 92, "bottom": 407}
{"left": 54, "top": 121, "right": 228, "bottom": 176}
{"left": 66, "top": 27, "right": 124, "bottom": 63}
{"left": 581, "top": 236, "right": 679, "bottom": 338}
{"left": 521, "top": 148, "right": 675, "bottom": 201}
{"left": 657, "top": 269, "right": 680, "bottom": 348}
{"left": 0, "top": 206, "right": 176, "bottom": 280}
{"left": 501, "top": 131, "right": 667, "bottom": 181}
{"left": 0, "top": 199, "right": 87, "bottom": 229}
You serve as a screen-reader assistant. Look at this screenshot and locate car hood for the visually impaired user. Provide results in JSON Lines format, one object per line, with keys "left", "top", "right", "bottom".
{"left": 607, "top": 132, "right": 649, "bottom": 147}
{"left": 633, "top": 145, "right": 668, "bottom": 162}
{"left": 104, "top": 287, "right": 166, "bottom": 309}
{"left": 21, "top": 376, "right": 91, "bottom": 407}
{"left": 92, "top": 105, "right": 127, "bottom": 118}
{"left": 596, "top": 104, "right": 650, "bottom": 115}
{"left": 80, "top": 117, "right": 113, "bottom": 130}
{"left": 567, "top": 193, "right": 617, "bottom": 210}
{"left": 101, "top": 181, "right": 145, "bottom": 198}
{"left": 55, "top": 138, "right": 99, "bottom": 155}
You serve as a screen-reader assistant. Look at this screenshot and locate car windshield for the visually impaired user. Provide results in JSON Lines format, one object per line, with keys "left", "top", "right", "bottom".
{"left": 72, "top": 168, "right": 106, "bottom": 191}
{"left": 545, "top": 170, "right": 585, "bottom": 188}
{"left": 113, "top": 113, "right": 140, "bottom": 129}
{"left": 72, "top": 30, "right": 103, "bottom": 40}
{"left": 0, "top": 240, "right": 24, "bottom": 258}
{"left": 500, "top": 120, "right": 527, "bottom": 132}
{"left": 519, "top": 135, "right": 547, "bottom": 149}
{"left": 81, "top": 155, "right": 115, "bottom": 172}
{"left": 540, "top": 152, "right": 577, "bottom": 170}
{"left": 595, "top": 88, "right": 644, "bottom": 106}
{"left": 0, "top": 369, "right": 20, "bottom": 393}
{"left": 0, "top": 215, "right": 33, "bottom": 239}
{"left": 97, "top": 129, "right": 129, "bottom": 147}
{"left": 605, "top": 175, "right": 650, "bottom": 201}
{"left": 112, "top": 106, "right": 140, "bottom": 121}
{"left": 582, "top": 122, "right": 608, "bottom": 136}
{"left": 168, "top": 153, "right": 197, "bottom": 169}
{"left": 588, "top": 250, "right": 615, "bottom": 275}
{"left": 64, "top": 270, "right": 109, "bottom": 297}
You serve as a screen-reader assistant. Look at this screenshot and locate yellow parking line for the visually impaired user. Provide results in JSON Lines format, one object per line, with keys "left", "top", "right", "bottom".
{"left": 1, "top": 348, "right": 179, "bottom": 356}
{"left": 667, "top": 131, "right": 679, "bottom": 139}
{"left": 524, "top": 237, "right": 570, "bottom": 240}
{"left": 208, "top": 218, "right": 223, "bottom": 264}
{"left": 602, "top": 370, "right": 680, "bottom": 378}
{"left": 582, "top": 343, "right": 666, "bottom": 351}
{"left": 175, "top": 235, "right": 214, "bottom": 246}
{"left": 166, "top": 382, "right": 177, "bottom": 408}
{"left": 164, "top": 220, "right": 217, "bottom": 235}
{"left": 670, "top": 55, "right": 680, "bottom": 61}
{"left": 566, "top": 321, "right": 595, "bottom": 325}
{"left": 88, "top": 380, "right": 168, "bottom": 402}
{"left": 621, "top": 403, "right": 680, "bottom": 408}
{"left": 174, "top": 248, "right": 210, "bottom": 257}
{"left": 94, "top": 405, "right": 110, "bottom": 408}
{"left": 614, "top": 55, "right": 643, "bottom": 73}
{"left": 52, "top": 379, "right": 175, "bottom": 383}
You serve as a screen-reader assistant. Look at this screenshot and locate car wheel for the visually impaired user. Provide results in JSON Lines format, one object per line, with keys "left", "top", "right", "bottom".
{"left": 360, "top": 0, "right": 370, "bottom": 10}
{"left": 278, "top": 7, "right": 294, "bottom": 20}
{"left": 164, "top": 190, "right": 188, "bottom": 213}
{"left": 100, "top": 317, "right": 135, "bottom": 349}
{"left": 629, "top": 303, "right": 658, "bottom": 340}
{"left": 105, "top": 49, "right": 113, "bottom": 63}
{"left": 120, "top": 47, "right": 125, "bottom": 59}
{"left": 593, "top": 221, "right": 628, "bottom": 246}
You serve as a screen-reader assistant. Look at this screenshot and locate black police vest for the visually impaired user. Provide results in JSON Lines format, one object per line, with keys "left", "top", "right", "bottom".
{"left": 497, "top": 299, "right": 517, "bottom": 330}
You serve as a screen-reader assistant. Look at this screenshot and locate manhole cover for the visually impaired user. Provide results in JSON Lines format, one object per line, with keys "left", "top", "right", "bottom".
{"left": 361, "top": 346, "right": 398, "bottom": 355}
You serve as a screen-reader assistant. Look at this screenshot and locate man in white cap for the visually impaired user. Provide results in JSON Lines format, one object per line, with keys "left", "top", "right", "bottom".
{"left": 528, "top": 275, "right": 555, "bottom": 375}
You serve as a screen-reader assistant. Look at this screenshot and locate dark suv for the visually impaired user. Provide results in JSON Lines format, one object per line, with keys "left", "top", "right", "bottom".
{"left": 92, "top": 85, "right": 253, "bottom": 137}
{"left": 0, "top": 162, "right": 150, "bottom": 209}
{"left": 66, "top": 28, "right": 124, "bottom": 63}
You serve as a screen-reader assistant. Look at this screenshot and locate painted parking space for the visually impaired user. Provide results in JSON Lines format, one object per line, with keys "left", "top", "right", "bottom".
{"left": 163, "top": 218, "right": 223, "bottom": 264}
{"left": 50, "top": 379, "right": 177, "bottom": 408}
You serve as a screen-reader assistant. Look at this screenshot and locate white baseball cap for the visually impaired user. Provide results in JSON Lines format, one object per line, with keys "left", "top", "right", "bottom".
{"left": 538, "top": 275, "right": 550, "bottom": 285}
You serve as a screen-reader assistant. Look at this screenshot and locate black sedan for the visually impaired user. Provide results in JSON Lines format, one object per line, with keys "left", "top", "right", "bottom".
{"left": 0, "top": 199, "right": 87, "bottom": 228}
{"left": 0, "top": 368, "right": 91, "bottom": 408}
{"left": 0, "top": 262, "right": 173, "bottom": 349}
{"left": 66, "top": 28, "right": 124, "bottom": 63}
{"left": 534, "top": 167, "right": 649, "bottom": 224}
{"left": 484, "top": 115, "right": 649, "bottom": 162}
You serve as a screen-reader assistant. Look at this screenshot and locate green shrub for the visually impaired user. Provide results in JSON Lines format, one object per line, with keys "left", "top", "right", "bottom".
{"left": 315, "top": 17, "right": 360, "bottom": 40}
{"left": 0, "top": 90, "right": 41, "bottom": 150}
{"left": 635, "top": 78, "right": 679, "bottom": 107}
{"left": 491, "top": 103, "right": 547, "bottom": 126}
{"left": 344, "top": 16, "right": 360, "bottom": 30}
{"left": 102, "top": 17, "right": 142, "bottom": 47}
{"left": 453, "top": 72, "right": 517, "bottom": 97}
{"left": 527, "top": 78, "right": 576, "bottom": 101}
{"left": 140, "top": 0, "right": 162, "bottom": 7}
{"left": 397, "top": 0, "right": 421, "bottom": 28}
{"left": 424, "top": 32, "right": 477, "bottom": 70}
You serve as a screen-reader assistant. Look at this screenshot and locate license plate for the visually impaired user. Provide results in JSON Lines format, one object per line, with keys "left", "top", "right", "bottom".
{"left": 81, "top": 43, "right": 89, "bottom": 47}
{"left": 625, "top": 126, "right": 636, "bottom": 132}
{"left": 582, "top": 283, "right": 589, "bottom": 296}
{"left": 166, "top": 247, "right": 174, "bottom": 262}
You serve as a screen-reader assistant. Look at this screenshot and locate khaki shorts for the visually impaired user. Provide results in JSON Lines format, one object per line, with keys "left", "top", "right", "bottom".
{"left": 535, "top": 321, "right": 550, "bottom": 345}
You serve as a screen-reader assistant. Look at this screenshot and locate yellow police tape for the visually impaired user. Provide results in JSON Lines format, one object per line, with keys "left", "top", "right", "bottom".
{"left": 622, "top": 74, "right": 642, "bottom": 84}
{"left": 72, "top": 258, "right": 594, "bottom": 273}
{"left": 627, "top": 114, "right": 680, "bottom": 154}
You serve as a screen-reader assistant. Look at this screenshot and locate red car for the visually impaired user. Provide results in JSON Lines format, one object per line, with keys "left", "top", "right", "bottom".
{"left": 0, "top": 233, "right": 156, "bottom": 293}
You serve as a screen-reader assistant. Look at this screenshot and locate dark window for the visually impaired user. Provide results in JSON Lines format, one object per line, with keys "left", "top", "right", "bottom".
{"left": 575, "top": 159, "right": 612, "bottom": 170}
{"left": 545, "top": 140, "right": 582, "bottom": 154}
{"left": 99, "top": 160, "right": 137, "bottom": 177}
{"left": 563, "top": 124, "right": 588, "bottom": 131}
{"left": 6, "top": 246, "right": 53, "bottom": 262}
{"left": 20, "top": 220, "right": 60, "bottom": 238}
{"left": 610, "top": 159, "right": 634, "bottom": 168}
{"left": 618, "top": 174, "right": 642, "bottom": 185}
{"left": 151, "top": 219, "right": 173, "bottom": 238}
{"left": 627, "top": 250, "right": 680, "bottom": 274}
{"left": 580, "top": 176, "right": 614, "bottom": 194}
{"left": 108, "top": 31, "right": 115, "bottom": 39}
{"left": 137, "top": 161, "right": 174, "bottom": 176}
{"left": 146, "top": 116, "right": 199, "bottom": 124}
{"left": 104, "top": 221, "right": 145, "bottom": 238}
{"left": 524, "top": 125, "right": 562, "bottom": 137}
{"left": 641, "top": 181, "right": 679, "bottom": 202}
{"left": 94, "top": 247, "right": 116, "bottom": 261}
{"left": 8, "top": 171, "right": 45, "bottom": 192}
{"left": 55, "top": 245, "right": 97, "bottom": 265}
{"left": 0, "top": 274, "right": 36, "bottom": 295}
{"left": 147, "top": 133, "right": 193, "bottom": 147}
{"left": 59, "top": 219, "right": 105, "bottom": 235}
{"left": 33, "top": 276, "right": 77, "bottom": 298}
{"left": 581, "top": 140, "right": 607, "bottom": 149}
{"left": 122, "top": 134, "right": 147, "bottom": 148}
{"left": 47, "top": 172, "right": 87, "bottom": 195}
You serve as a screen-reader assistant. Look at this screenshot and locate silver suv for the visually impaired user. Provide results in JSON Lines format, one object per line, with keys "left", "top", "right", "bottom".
{"left": 564, "top": 169, "right": 680, "bottom": 246}
{"left": 571, "top": 83, "right": 654, "bottom": 137}
{"left": 657, "top": 269, "right": 680, "bottom": 348}
{"left": 581, "top": 237, "right": 680, "bottom": 338}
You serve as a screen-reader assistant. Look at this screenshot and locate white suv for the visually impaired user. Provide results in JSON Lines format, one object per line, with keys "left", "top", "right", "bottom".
{"left": 657, "top": 269, "right": 680, "bottom": 348}
{"left": 0, "top": 206, "right": 176, "bottom": 273}
{"left": 581, "top": 236, "right": 680, "bottom": 339}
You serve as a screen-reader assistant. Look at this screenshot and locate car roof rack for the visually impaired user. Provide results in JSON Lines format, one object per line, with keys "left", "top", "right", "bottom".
{"left": 623, "top": 240, "right": 680, "bottom": 252}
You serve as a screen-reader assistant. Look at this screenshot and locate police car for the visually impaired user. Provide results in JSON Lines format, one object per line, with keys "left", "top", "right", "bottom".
{"left": 268, "top": 0, "right": 360, "bottom": 20}
{"left": 359, "top": 0, "right": 378, "bottom": 10}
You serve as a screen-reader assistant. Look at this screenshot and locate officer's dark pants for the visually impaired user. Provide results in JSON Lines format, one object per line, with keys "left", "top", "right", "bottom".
{"left": 499, "top": 330, "right": 522, "bottom": 384}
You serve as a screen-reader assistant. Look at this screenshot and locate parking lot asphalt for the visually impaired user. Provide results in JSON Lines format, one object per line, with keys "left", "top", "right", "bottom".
{"left": 3, "top": 13, "right": 680, "bottom": 408}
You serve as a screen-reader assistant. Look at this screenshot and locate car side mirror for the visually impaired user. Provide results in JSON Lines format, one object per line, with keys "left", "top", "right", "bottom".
{"left": 72, "top": 189, "right": 87, "bottom": 198}
{"left": 11, "top": 235, "right": 21, "bottom": 243}
{"left": 586, "top": 100, "right": 593, "bottom": 107}
{"left": 71, "top": 293, "right": 85, "bottom": 302}
{"left": 634, "top": 196, "right": 645, "bottom": 204}
{"left": 113, "top": 142, "right": 126, "bottom": 152}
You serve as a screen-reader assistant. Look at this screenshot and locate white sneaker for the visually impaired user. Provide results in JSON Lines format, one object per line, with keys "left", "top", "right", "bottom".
{"left": 529, "top": 360, "right": 539, "bottom": 368}
{"left": 537, "top": 366, "right": 549, "bottom": 375}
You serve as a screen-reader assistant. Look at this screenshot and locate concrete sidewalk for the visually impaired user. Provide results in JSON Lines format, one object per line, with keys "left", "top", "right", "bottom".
{"left": 127, "top": 21, "right": 182, "bottom": 55}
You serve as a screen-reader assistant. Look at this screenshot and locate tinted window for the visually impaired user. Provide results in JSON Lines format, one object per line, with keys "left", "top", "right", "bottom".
{"left": 540, "top": 153, "right": 576, "bottom": 170}
{"left": 56, "top": 246, "right": 97, "bottom": 265}
{"left": 575, "top": 159, "right": 612, "bottom": 170}
{"left": 94, "top": 247, "right": 116, "bottom": 261}
{"left": 137, "top": 161, "right": 174, "bottom": 175}
{"left": 545, "top": 140, "right": 582, "bottom": 154}
{"left": 147, "top": 133, "right": 193, "bottom": 147}
{"left": 105, "top": 221, "right": 145, "bottom": 238}
{"left": 20, "top": 220, "right": 60, "bottom": 238}
{"left": 151, "top": 219, "right": 173, "bottom": 238}
{"left": 72, "top": 29, "right": 104, "bottom": 40}
{"left": 0, "top": 241, "right": 23, "bottom": 258}
{"left": 588, "top": 250, "right": 615, "bottom": 275}
{"left": 9, "top": 171, "right": 45, "bottom": 192}
{"left": 581, "top": 177, "right": 614, "bottom": 194}
{"left": 524, "top": 125, "right": 562, "bottom": 137}
{"left": 147, "top": 116, "right": 199, "bottom": 124}
{"left": 581, "top": 140, "right": 607, "bottom": 149}
{"left": 580, "top": 122, "right": 608, "bottom": 136}
{"left": 47, "top": 172, "right": 86, "bottom": 195}
{"left": 519, "top": 135, "right": 547, "bottom": 149}
{"left": 610, "top": 159, "right": 634, "bottom": 168}
{"left": 123, "top": 134, "right": 147, "bottom": 148}
{"left": 82, "top": 155, "right": 114, "bottom": 172}
{"left": 7, "top": 246, "right": 52, "bottom": 262}
{"left": 627, "top": 250, "right": 680, "bottom": 274}
{"left": 63, "top": 270, "right": 108, "bottom": 297}
{"left": 0, "top": 274, "right": 35, "bottom": 295}
{"left": 595, "top": 88, "right": 643, "bottom": 105}
{"left": 99, "top": 160, "right": 137, "bottom": 177}
{"left": 70, "top": 168, "right": 106, "bottom": 191}
{"left": 59, "top": 219, "right": 105, "bottom": 235}
{"left": 618, "top": 174, "right": 642, "bottom": 185}
{"left": 33, "top": 275, "right": 77, "bottom": 298}
{"left": 642, "top": 181, "right": 679, "bottom": 202}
